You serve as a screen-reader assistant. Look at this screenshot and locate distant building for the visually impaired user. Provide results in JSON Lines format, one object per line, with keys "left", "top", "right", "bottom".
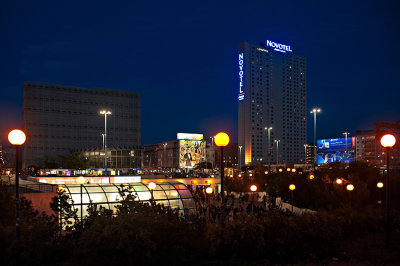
{"left": 214, "top": 143, "right": 239, "bottom": 168}
{"left": 22, "top": 82, "right": 141, "bottom": 168}
{"left": 238, "top": 40, "right": 306, "bottom": 165}
{"left": 142, "top": 140, "right": 180, "bottom": 170}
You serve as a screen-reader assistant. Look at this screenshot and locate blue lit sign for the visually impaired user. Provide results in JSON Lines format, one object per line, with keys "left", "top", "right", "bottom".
{"left": 238, "top": 53, "right": 245, "bottom": 101}
{"left": 265, "top": 40, "right": 292, "bottom": 53}
{"left": 317, "top": 138, "right": 355, "bottom": 163}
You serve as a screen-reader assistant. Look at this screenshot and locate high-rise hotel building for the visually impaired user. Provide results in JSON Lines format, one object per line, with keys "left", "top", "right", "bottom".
{"left": 238, "top": 40, "right": 306, "bottom": 165}
{"left": 22, "top": 82, "right": 141, "bottom": 167}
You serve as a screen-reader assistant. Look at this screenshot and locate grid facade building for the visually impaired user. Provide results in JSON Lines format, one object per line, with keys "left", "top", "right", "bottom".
{"left": 238, "top": 41, "right": 306, "bottom": 165}
{"left": 22, "top": 82, "right": 140, "bottom": 167}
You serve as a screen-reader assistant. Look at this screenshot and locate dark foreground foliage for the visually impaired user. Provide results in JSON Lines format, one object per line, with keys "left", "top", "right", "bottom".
{"left": 0, "top": 178, "right": 399, "bottom": 265}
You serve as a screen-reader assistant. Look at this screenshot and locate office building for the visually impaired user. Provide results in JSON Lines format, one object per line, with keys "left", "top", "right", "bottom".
{"left": 238, "top": 40, "right": 306, "bottom": 165}
{"left": 22, "top": 82, "right": 141, "bottom": 167}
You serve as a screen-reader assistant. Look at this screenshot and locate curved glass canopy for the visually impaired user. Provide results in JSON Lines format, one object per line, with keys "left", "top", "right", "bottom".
{"left": 59, "top": 181, "right": 196, "bottom": 219}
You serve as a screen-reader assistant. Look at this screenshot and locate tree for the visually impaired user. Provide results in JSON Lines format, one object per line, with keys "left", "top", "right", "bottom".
{"left": 61, "top": 152, "right": 89, "bottom": 169}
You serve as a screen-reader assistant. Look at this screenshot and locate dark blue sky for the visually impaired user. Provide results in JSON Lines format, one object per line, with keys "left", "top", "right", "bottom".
{"left": 1, "top": 0, "right": 399, "bottom": 145}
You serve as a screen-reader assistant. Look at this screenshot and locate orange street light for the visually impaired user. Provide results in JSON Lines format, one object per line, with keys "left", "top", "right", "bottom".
{"left": 250, "top": 185, "right": 257, "bottom": 192}
{"left": 336, "top": 178, "right": 343, "bottom": 185}
{"left": 76, "top": 176, "right": 86, "bottom": 227}
{"left": 8, "top": 129, "right": 26, "bottom": 240}
{"left": 308, "top": 174, "right": 315, "bottom": 180}
{"left": 289, "top": 184, "right": 295, "bottom": 213}
{"left": 346, "top": 184, "right": 354, "bottom": 191}
{"left": 377, "top": 182, "right": 384, "bottom": 188}
{"left": 380, "top": 133, "right": 396, "bottom": 248}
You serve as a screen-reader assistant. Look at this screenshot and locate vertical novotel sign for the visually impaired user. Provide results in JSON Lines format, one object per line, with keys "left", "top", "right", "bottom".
{"left": 265, "top": 40, "right": 292, "bottom": 53}
{"left": 238, "top": 53, "right": 245, "bottom": 101}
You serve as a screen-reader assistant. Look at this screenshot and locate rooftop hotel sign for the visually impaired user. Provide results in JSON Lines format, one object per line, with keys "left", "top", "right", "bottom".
{"left": 265, "top": 40, "right": 293, "bottom": 53}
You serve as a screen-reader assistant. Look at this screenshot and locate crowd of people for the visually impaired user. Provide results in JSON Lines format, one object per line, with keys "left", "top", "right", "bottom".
{"left": 188, "top": 186, "right": 279, "bottom": 223}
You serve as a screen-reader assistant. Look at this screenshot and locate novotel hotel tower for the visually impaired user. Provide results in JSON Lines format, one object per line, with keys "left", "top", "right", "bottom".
{"left": 238, "top": 40, "right": 306, "bottom": 165}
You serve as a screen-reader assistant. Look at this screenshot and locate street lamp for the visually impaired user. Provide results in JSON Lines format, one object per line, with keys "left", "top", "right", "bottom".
{"left": 343, "top": 132, "right": 350, "bottom": 162}
{"left": 250, "top": 185, "right": 257, "bottom": 214}
{"left": 289, "top": 184, "right": 296, "bottom": 213}
{"left": 215, "top": 132, "right": 229, "bottom": 225}
{"left": 99, "top": 110, "right": 111, "bottom": 181}
{"left": 56, "top": 186, "right": 65, "bottom": 234}
{"left": 265, "top": 127, "right": 273, "bottom": 171}
{"left": 163, "top": 143, "right": 168, "bottom": 170}
{"left": 335, "top": 178, "right": 343, "bottom": 185}
{"left": 238, "top": 145, "right": 242, "bottom": 170}
{"left": 206, "top": 187, "right": 213, "bottom": 220}
{"left": 274, "top": 139, "right": 280, "bottom": 165}
{"left": 380, "top": 133, "right": 396, "bottom": 248}
{"left": 304, "top": 144, "right": 308, "bottom": 164}
{"left": 76, "top": 176, "right": 86, "bottom": 227}
{"left": 377, "top": 182, "right": 384, "bottom": 205}
{"left": 8, "top": 129, "right": 26, "bottom": 240}
{"left": 310, "top": 108, "right": 321, "bottom": 169}
{"left": 148, "top": 182, "right": 156, "bottom": 204}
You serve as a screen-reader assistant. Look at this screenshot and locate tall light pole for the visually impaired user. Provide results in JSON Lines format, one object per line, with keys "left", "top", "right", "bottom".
{"left": 210, "top": 136, "right": 215, "bottom": 169}
{"left": 100, "top": 110, "right": 111, "bottom": 181}
{"left": 380, "top": 134, "right": 396, "bottom": 248}
{"left": 265, "top": 127, "right": 273, "bottom": 171}
{"left": 274, "top": 139, "right": 280, "bottom": 165}
{"left": 304, "top": 144, "right": 308, "bottom": 164}
{"left": 289, "top": 184, "right": 296, "bottom": 213}
{"left": 343, "top": 132, "right": 350, "bottom": 162}
{"left": 310, "top": 108, "right": 321, "bottom": 169}
{"left": 215, "top": 132, "right": 229, "bottom": 226}
{"left": 101, "top": 133, "right": 105, "bottom": 151}
{"left": 163, "top": 143, "right": 167, "bottom": 170}
{"left": 238, "top": 145, "right": 242, "bottom": 170}
{"left": 8, "top": 129, "right": 26, "bottom": 240}
{"left": 76, "top": 176, "right": 86, "bottom": 228}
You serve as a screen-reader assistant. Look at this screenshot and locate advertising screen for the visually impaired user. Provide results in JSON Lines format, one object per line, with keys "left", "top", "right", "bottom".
{"left": 179, "top": 139, "right": 206, "bottom": 168}
{"left": 317, "top": 138, "right": 355, "bottom": 164}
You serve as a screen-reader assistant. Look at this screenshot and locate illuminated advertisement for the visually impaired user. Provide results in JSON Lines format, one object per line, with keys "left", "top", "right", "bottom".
{"left": 177, "top": 133, "right": 203, "bottom": 140}
{"left": 265, "top": 40, "right": 293, "bottom": 53}
{"left": 238, "top": 53, "right": 245, "bottom": 101}
{"left": 317, "top": 138, "right": 355, "bottom": 163}
{"left": 178, "top": 133, "right": 206, "bottom": 168}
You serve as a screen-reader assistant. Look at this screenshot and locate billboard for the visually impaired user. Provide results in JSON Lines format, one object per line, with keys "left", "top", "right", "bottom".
{"left": 179, "top": 139, "right": 206, "bottom": 169}
{"left": 317, "top": 138, "right": 355, "bottom": 164}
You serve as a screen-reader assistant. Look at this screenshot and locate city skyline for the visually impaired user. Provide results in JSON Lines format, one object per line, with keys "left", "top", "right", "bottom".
{"left": 1, "top": 0, "right": 399, "bottom": 146}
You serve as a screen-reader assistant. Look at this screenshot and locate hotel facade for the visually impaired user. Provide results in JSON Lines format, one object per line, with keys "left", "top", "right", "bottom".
{"left": 238, "top": 40, "right": 307, "bottom": 165}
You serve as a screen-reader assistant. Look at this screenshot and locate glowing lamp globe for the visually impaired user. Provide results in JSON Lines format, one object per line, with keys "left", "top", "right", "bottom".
{"left": 336, "top": 178, "right": 343, "bottom": 185}
{"left": 214, "top": 132, "right": 230, "bottom": 147}
{"left": 308, "top": 174, "right": 315, "bottom": 180}
{"left": 148, "top": 182, "right": 156, "bottom": 190}
{"left": 380, "top": 134, "right": 396, "bottom": 148}
{"left": 346, "top": 184, "right": 354, "bottom": 191}
{"left": 250, "top": 185, "right": 257, "bottom": 192}
{"left": 76, "top": 176, "right": 86, "bottom": 185}
{"left": 8, "top": 129, "right": 26, "bottom": 145}
{"left": 377, "top": 182, "right": 384, "bottom": 188}
{"left": 289, "top": 184, "right": 296, "bottom": 191}
{"left": 206, "top": 187, "right": 213, "bottom": 194}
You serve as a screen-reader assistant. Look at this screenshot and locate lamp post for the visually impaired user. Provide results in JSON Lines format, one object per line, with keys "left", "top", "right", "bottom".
{"left": 343, "top": 132, "right": 350, "bottom": 162}
{"left": 99, "top": 110, "right": 111, "bottom": 181}
{"left": 206, "top": 187, "right": 213, "bottom": 221}
{"left": 163, "top": 143, "right": 168, "bottom": 170}
{"left": 377, "top": 182, "right": 384, "bottom": 205}
{"left": 148, "top": 182, "right": 156, "bottom": 205}
{"left": 289, "top": 184, "right": 295, "bottom": 213}
{"left": 310, "top": 108, "right": 321, "bottom": 169}
{"left": 304, "top": 144, "right": 307, "bottom": 164}
{"left": 76, "top": 176, "right": 86, "bottom": 228}
{"left": 210, "top": 136, "right": 215, "bottom": 170}
{"left": 265, "top": 127, "right": 273, "bottom": 171}
{"left": 250, "top": 185, "right": 257, "bottom": 214}
{"left": 8, "top": 129, "right": 26, "bottom": 240}
{"left": 274, "top": 139, "right": 280, "bottom": 165}
{"left": 101, "top": 133, "right": 105, "bottom": 151}
{"left": 238, "top": 145, "right": 242, "bottom": 170}
{"left": 56, "top": 186, "right": 65, "bottom": 234}
{"left": 380, "top": 133, "right": 396, "bottom": 248}
{"left": 346, "top": 183, "right": 354, "bottom": 207}
{"left": 214, "top": 132, "right": 229, "bottom": 225}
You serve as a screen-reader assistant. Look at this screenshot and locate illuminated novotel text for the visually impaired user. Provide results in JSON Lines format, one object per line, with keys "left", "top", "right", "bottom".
{"left": 238, "top": 53, "right": 244, "bottom": 101}
{"left": 266, "top": 40, "right": 292, "bottom": 53}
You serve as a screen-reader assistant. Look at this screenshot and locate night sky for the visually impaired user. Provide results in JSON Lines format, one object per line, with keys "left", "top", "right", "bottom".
{"left": 1, "top": 0, "right": 399, "bottom": 145}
